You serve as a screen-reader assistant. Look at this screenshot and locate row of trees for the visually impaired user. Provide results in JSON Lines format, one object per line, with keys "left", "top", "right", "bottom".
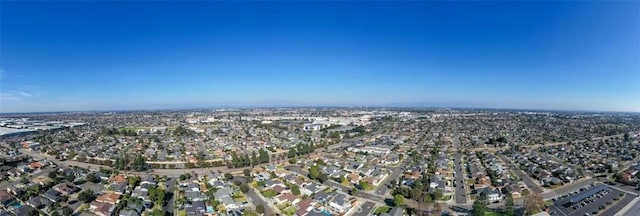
{"left": 101, "top": 127, "right": 138, "bottom": 136}
{"left": 111, "top": 154, "right": 147, "bottom": 171}
{"left": 287, "top": 143, "right": 316, "bottom": 158}
{"left": 173, "top": 126, "right": 195, "bottom": 136}
{"left": 228, "top": 149, "right": 272, "bottom": 168}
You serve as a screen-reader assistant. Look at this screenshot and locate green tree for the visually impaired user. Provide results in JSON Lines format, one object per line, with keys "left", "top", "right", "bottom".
{"left": 240, "top": 184, "right": 250, "bottom": 193}
{"left": 309, "top": 165, "right": 320, "bottom": 180}
{"left": 86, "top": 172, "right": 99, "bottom": 183}
{"left": 393, "top": 194, "right": 406, "bottom": 206}
{"left": 288, "top": 148, "right": 297, "bottom": 158}
{"left": 128, "top": 176, "right": 141, "bottom": 187}
{"left": 180, "top": 173, "right": 191, "bottom": 181}
{"left": 358, "top": 180, "right": 372, "bottom": 191}
{"left": 151, "top": 209, "right": 165, "bottom": 216}
{"left": 243, "top": 209, "right": 259, "bottom": 216}
{"left": 79, "top": 189, "right": 95, "bottom": 203}
{"left": 224, "top": 173, "right": 233, "bottom": 180}
{"left": 318, "top": 173, "right": 328, "bottom": 183}
{"left": 423, "top": 194, "right": 433, "bottom": 203}
{"left": 48, "top": 170, "right": 58, "bottom": 179}
{"left": 471, "top": 193, "right": 489, "bottom": 216}
{"left": 62, "top": 206, "right": 73, "bottom": 215}
{"left": 251, "top": 151, "right": 258, "bottom": 167}
{"left": 505, "top": 193, "right": 515, "bottom": 216}
{"left": 256, "top": 205, "right": 265, "bottom": 214}
{"left": 291, "top": 185, "right": 300, "bottom": 195}
{"left": 433, "top": 189, "right": 444, "bottom": 200}
{"left": 259, "top": 149, "right": 269, "bottom": 163}
{"left": 243, "top": 169, "right": 251, "bottom": 178}
{"left": 65, "top": 173, "right": 75, "bottom": 182}
{"left": 624, "top": 133, "right": 630, "bottom": 141}
{"left": 132, "top": 155, "right": 147, "bottom": 171}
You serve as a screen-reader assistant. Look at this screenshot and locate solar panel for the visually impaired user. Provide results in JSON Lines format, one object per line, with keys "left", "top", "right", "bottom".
{"left": 569, "top": 184, "right": 607, "bottom": 203}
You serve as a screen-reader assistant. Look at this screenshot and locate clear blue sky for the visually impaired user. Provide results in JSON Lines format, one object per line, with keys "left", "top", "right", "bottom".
{"left": 1, "top": 1, "right": 639, "bottom": 113}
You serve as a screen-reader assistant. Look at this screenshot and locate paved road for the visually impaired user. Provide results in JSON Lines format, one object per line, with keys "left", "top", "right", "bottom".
{"left": 352, "top": 201, "right": 376, "bottom": 216}
{"left": 454, "top": 153, "right": 467, "bottom": 204}
{"left": 247, "top": 186, "right": 277, "bottom": 216}
{"left": 622, "top": 197, "right": 640, "bottom": 216}
{"left": 231, "top": 176, "right": 278, "bottom": 216}
{"left": 497, "top": 154, "right": 544, "bottom": 194}
{"left": 374, "top": 160, "right": 408, "bottom": 196}
{"left": 602, "top": 193, "right": 636, "bottom": 216}
{"left": 164, "top": 178, "right": 176, "bottom": 215}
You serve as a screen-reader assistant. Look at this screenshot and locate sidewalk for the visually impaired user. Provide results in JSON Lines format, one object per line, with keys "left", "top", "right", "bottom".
{"left": 615, "top": 196, "right": 639, "bottom": 216}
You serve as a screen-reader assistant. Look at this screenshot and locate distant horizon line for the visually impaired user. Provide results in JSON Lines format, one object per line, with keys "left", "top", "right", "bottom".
{"left": 1, "top": 104, "right": 639, "bottom": 115}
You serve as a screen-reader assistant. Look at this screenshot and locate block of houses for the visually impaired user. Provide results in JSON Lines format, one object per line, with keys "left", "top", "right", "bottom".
{"left": 96, "top": 192, "right": 121, "bottom": 205}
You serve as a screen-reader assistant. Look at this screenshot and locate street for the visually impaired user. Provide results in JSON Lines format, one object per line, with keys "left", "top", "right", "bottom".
{"left": 352, "top": 201, "right": 376, "bottom": 216}
{"left": 164, "top": 178, "right": 176, "bottom": 215}
{"left": 231, "top": 176, "right": 278, "bottom": 216}
{"left": 453, "top": 153, "right": 467, "bottom": 204}
{"left": 497, "top": 154, "right": 544, "bottom": 194}
{"left": 601, "top": 193, "right": 636, "bottom": 216}
{"left": 374, "top": 160, "right": 408, "bottom": 196}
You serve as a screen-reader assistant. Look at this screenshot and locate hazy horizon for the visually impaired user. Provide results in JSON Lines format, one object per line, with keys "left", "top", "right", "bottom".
{"left": 1, "top": 1, "right": 639, "bottom": 113}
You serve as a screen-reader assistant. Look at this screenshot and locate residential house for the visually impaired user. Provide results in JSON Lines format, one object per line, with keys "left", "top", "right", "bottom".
{"left": 478, "top": 187, "right": 502, "bottom": 202}
{"left": 0, "top": 191, "right": 14, "bottom": 205}
{"left": 32, "top": 176, "right": 53, "bottom": 186}
{"left": 41, "top": 189, "right": 62, "bottom": 203}
{"left": 276, "top": 193, "right": 300, "bottom": 205}
{"left": 53, "top": 183, "right": 79, "bottom": 195}
{"left": 91, "top": 201, "right": 116, "bottom": 216}
{"left": 328, "top": 194, "right": 351, "bottom": 214}
{"left": 96, "top": 192, "right": 121, "bottom": 205}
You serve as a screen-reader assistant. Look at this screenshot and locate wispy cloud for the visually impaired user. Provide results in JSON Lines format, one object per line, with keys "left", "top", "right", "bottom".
{"left": 18, "top": 91, "right": 32, "bottom": 97}
{"left": 0, "top": 93, "right": 20, "bottom": 101}
{"left": 0, "top": 90, "right": 34, "bottom": 101}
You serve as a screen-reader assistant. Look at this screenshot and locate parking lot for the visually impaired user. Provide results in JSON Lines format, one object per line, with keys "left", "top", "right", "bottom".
{"left": 549, "top": 184, "right": 629, "bottom": 216}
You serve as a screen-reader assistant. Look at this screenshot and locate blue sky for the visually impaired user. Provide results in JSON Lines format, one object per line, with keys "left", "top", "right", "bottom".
{"left": 1, "top": 1, "right": 639, "bottom": 112}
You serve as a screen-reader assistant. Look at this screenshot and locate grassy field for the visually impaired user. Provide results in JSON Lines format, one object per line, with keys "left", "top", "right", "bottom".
{"left": 373, "top": 206, "right": 391, "bottom": 214}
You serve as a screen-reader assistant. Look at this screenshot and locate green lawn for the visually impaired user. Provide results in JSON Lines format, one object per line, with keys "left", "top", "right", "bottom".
{"left": 439, "top": 195, "right": 453, "bottom": 201}
{"left": 373, "top": 206, "right": 391, "bottom": 214}
{"left": 261, "top": 189, "right": 277, "bottom": 198}
{"left": 282, "top": 206, "right": 296, "bottom": 216}
{"left": 484, "top": 211, "right": 500, "bottom": 216}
